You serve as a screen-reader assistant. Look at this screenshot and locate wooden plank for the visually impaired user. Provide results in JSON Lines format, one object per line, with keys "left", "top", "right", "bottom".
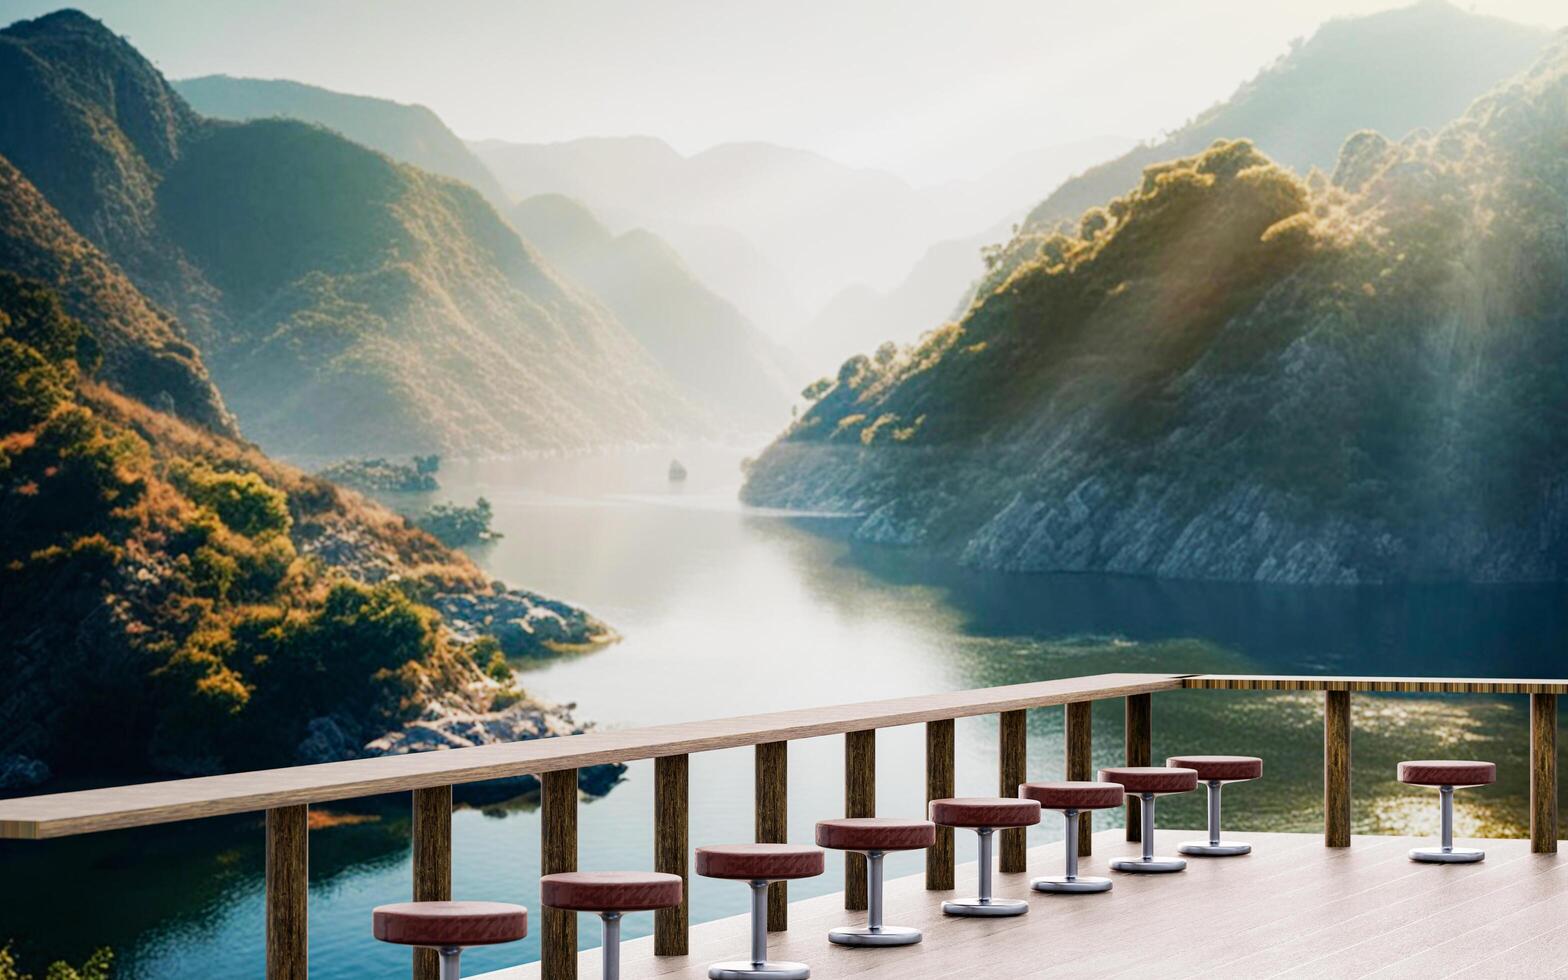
{"left": 1184, "top": 675, "right": 1568, "bottom": 694}
{"left": 754, "top": 741, "right": 788, "bottom": 931}
{"left": 1124, "top": 693, "right": 1151, "bottom": 842}
{"left": 654, "top": 754, "right": 688, "bottom": 954}
{"left": 411, "top": 786, "right": 451, "bottom": 980}
{"left": 541, "top": 769, "right": 577, "bottom": 980}
{"left": 0, "top": 673, "right": 1184, "bottom": 839}
{"left": 1531, "top": 693, "right": 1558, "bottom": 854}
{"left": 1324, "top": 690, "right": 1351, "bottom": 848}
{"left": 925, "top": 719, "right": 955, "bottom": 890}
{"left": 1064, "top": 701, "right": 1092, "bottom": 857}
{"left": 999, "top": 709, "right": 1028, "bottom": 872}
{"left": 844, "top": 729, "right": 876, "bottom": 910}
{"left": 265, "top": 805, "right": 307, "bottom": 980}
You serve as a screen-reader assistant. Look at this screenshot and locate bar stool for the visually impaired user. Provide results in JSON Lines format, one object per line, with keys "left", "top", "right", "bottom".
{"left": 1019, "top": 781, "right": 1125, "bottom": 893}
{"left": 815, "top": 817, "right": 936, "bottom": 946}
{"left": 1097, "top": 766, "right": 1199, "bottom": 873}
{"left": 928, "top": 797, "right": 1041, "bottom": 916}
{"left": 1397, "top": 760, "right": 1496, "bottom": 863}
{"left": 1165, "top": 755, "right": 1263, "bottom": 856}
{"left": 371, "top": 900, "right": 527, "bottom": 980}
{"left": 695, "top": 843, "right": 825, "bottom": 979}
{"left": 540, "top": 871, "right": 682, "bottom": 980}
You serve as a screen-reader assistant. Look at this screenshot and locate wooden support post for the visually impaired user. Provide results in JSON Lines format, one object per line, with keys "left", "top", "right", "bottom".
{"left": 1124, "top": 693, "right": 1152, "bottom": 842}
{"left": 411, "top": 786, "right": 452, "bottom": 980}
{"left": 1065, "top": 700, "right": 1093, "bottom": 857}
{"left": 542, "top": 769, "right": 578, "bottom": 980}
{"left": 266, "top": 804, "right": 308, "bottom": 980}
{"left": 926, "top": 719, "right": 955, "bottom": 890}
{"left": 845, "top": 729, "right": 876, "bottom": 910}
{"left": 755, "top": 741, "right": 789, "bottom": 931}
{"left": 999, "top": 709, "right": 1028, "bottom": 872}
{"left": 1531, "top": 693, "right": 1558, "bottom": 854}
{"left": 1324, "top": 691, "right": 1351, "bottom": 848}
{"left": 655, "top": 754, "right": 689, "bottom": 953}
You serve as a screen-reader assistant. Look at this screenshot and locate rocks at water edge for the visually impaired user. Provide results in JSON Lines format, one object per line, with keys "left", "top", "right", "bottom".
{"left": 431, "top": 587, "right": 617, "bottom": 658}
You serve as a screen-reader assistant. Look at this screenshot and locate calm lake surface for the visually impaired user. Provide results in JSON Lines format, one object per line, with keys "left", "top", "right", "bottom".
{"left": 2, "top": 445, "right": 1564, "bottom": 978}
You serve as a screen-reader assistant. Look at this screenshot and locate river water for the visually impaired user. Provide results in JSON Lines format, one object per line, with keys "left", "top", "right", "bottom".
{"left": 1, "top": 445, "right": 1563, "bottom": 978}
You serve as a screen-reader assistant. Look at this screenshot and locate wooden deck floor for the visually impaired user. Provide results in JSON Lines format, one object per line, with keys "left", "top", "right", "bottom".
{"left": 476, "top": 829, "right": 1566, "bottom": 979}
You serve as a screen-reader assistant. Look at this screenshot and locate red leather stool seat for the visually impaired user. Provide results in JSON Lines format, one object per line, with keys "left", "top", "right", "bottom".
{"left": 1098, "top": 766, "right": 1199, "bottom": 795}
{"left": 1165, "top": 755, "right": 1263, "bottom": 782}
{"left": 540, "top": 871, "right": 683, "bottom": 913}
{"left": 929, "top": 797, "right": 1041, "bottom": 828}
{"left": 695, "top": 843, "right": 825, "bottom": 880}
{"left": 1397, "top": 760, "right": 1496, "bottom": 787}
{"left": 372, "top": 901, "right": 528, "bottom": 948}
{"left": 815, "top": 817, "right": 936, "bottom": 851}
{"left": 1019, "top": 781, "right": 1126, "bottom": 811}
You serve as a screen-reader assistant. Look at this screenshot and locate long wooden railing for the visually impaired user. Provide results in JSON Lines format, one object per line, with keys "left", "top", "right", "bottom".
{"left": 0, "top": 672, "right": 1560, "bottom": 979}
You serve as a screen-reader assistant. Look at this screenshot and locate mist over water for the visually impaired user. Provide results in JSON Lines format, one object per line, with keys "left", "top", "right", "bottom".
{"left": 1, "top": 445, "right": 1562, "bottom": 979}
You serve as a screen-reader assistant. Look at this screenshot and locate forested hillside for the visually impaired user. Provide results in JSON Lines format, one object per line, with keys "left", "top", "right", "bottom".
{"left": 0, "top": 273, "right": 614, "bottom": 786}
{"left": 743, "top": 37, "right": 1568, "bottom": 584}
{"left": 0, "top": 10, "right": 701, "bottom": 455}
{"left": 0, "top": 154, "right": 234, "bottom": 436}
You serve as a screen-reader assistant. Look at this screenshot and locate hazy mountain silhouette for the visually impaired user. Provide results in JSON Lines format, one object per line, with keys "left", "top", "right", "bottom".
{"left": 174, "top": 74, "right": 509, "bottom": 208}
{"left": 511, "top": 193, "right": 801, "bottom": 431}
{"left": 1022, "top": 0, "right": 1549, "bottom": 233}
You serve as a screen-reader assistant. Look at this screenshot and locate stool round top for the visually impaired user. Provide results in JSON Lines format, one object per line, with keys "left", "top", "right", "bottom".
{"left": 1397, "top": 760, "right": 1496, "bottom": 787}
{"left": 1019, "top": 781, "right": 1126, "bottom": 811}
{"left": 815, "top": 817, "right": 937, "bottom": 852}
{"left": 695, "top": 843, "right": 825, "bottom": 881}
{"left": 928, "top": 797, "right": 1041, "bottom": 828}
{"left": 372, "top": 901, "right": 527, "bottom": 948}
{"left": 1097, "top": 766, "right": 1199, "bottom": 795}
{"left": 540, "top": 871, "right": 683, "bottom": 912}
{"left": 1165, "top": 755, "right": 1263, "bottom": 782}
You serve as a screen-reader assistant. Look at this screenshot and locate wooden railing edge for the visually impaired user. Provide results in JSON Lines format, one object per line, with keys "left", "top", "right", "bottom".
{"left": 1183, "top": 675, "right": 1568, "bottom": 693}
{"left": 0, "top": 672, "right": 1185, "bottom": 840}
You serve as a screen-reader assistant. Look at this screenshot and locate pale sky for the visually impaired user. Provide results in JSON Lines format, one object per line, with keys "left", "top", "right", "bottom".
{"left": 2, "top": 0, "right": 1562, "bottom": 185}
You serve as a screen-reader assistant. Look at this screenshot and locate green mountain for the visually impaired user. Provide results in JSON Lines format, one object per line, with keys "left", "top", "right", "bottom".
{"left": 0, "top": 152, "right": 235, "bottom": 435}
{"left": 510, "top": 193, "right": 799, "bottom": 430}
{"left": 0, "top": 10, "right": 699, "bottom": 455}
{"left": 742, "top": 36, "right": 1568, "bottom": 584}
{"left": 1022, "top": 1, "right": 1548, "bottom": 235}
{"left": 173, "top": 74, "right": 509, "bottom": 208}
{"left": 0, "top": 272, "right": 609, "bottom": 784}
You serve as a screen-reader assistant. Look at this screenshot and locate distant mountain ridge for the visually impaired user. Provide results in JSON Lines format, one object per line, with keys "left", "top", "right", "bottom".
{"left": 510, "top": 193, "right": 799, "bottom": 431}
{"left": 1022, "top": 0, "right": 1549, "bottom": 234}
{"left": 0, "top": 9, "right": 701, "bottom": 455}
{"left": 742, "top": 34, "right": 1568, "bottom": 585}
{"left": 173, "top": 74, "right": 509, "bottom": 208}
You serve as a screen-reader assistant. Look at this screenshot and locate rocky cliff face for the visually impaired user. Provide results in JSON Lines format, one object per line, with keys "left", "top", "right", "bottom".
{"left": 743, "top": 42, "right": 1568, "bottom": 585}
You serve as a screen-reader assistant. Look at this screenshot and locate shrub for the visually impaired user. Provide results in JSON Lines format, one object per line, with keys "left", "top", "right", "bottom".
{"left": 184, "top": 466, "right": 292, "bottom": 538}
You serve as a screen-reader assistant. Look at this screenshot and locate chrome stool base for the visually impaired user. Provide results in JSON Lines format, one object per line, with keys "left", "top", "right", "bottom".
{"left": 1178, "top": 841, "right": 1251, "bottom": 857}
{"left": 828, "top": 925, "right": 922, "bottom": 946}
{"left": 1110, "top": 856, "right": 1187, "bottom": 873}
{"left": 1409, "top": 846, "right": 1484, "bottom": 864}
{"left": 941, "top": 896, "right": 1029, "bottom": 917}
{"left": 709, "top": 962, "right": 811, "bottom": 980}
{"left": 1031, "top": 874, "right": 1112, "bottom": 893}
